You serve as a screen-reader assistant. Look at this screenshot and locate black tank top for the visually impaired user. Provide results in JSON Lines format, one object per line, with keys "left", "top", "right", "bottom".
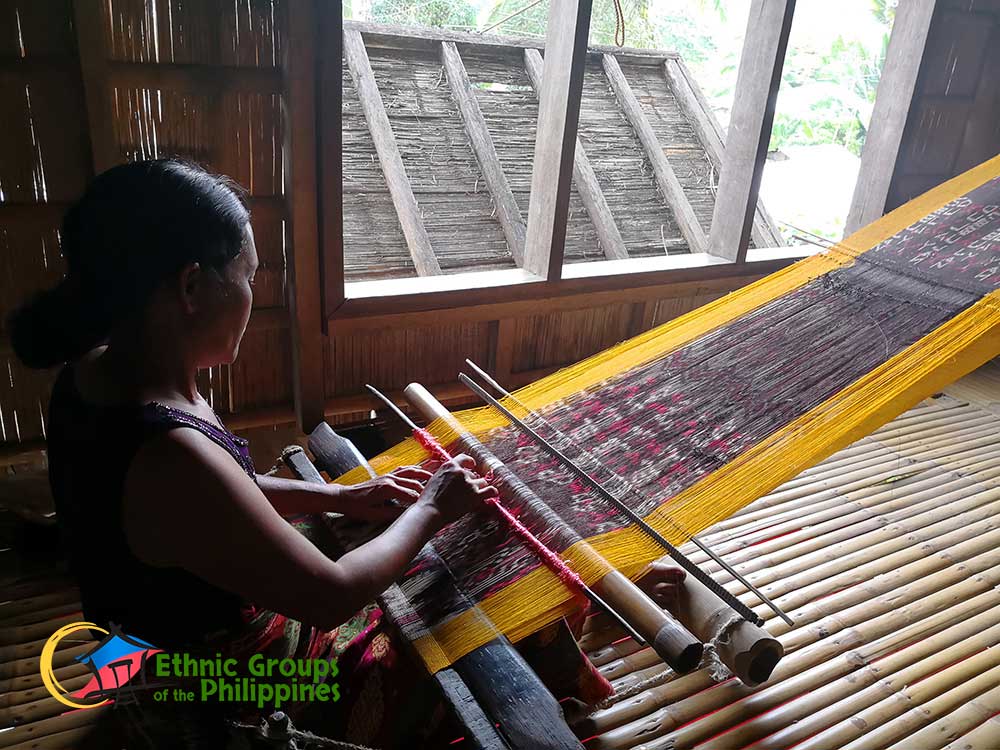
{"left": 46, "top": 365, "right": 257, "bottom": 649}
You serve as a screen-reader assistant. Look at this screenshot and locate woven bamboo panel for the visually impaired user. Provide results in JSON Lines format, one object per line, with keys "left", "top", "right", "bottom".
{"left": 325, "top": 321, "right": 492, "bottom": 398}
{"left": 0, "top": 0, "right": 89, "bottom": 444}
{"left": 511, "top": 302, "right": 635, "bottom": 373}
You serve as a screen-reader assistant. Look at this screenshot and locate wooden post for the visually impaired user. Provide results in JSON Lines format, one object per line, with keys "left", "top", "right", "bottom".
{"left": 72, "top": 0, "right": 119, "bottom": 174}
{"left": 845, "top": 0, "right": 937, "bottom": 236}
{"left": 343, "top": 29, "right": 442, "bottom": 276}
{"left": 441, "top": 41, "right": 527, "bottom": 266}
{"left": 283, "top": 0, "right": 326, "bottom": 433}
{"left": 317, "top": 0, "right": 346, "bottom": 316}
{"left": 523, "top": 48, "right": 628, "bottom": 261}
{"left": 708, "top": 0, "right": 796, "bottom": 262}
{"left": 522, "top": 0, "right": 594, "bottom": 280}
{"left": 602, "top": 54, "right": 708, "bottom": 254}
{"left": 662, "top": 58, "right": 783, "bottom": 248}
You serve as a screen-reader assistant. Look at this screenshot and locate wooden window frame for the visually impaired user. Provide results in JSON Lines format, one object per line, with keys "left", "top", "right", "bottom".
{"left": 321, "top": 2, "right": 807, "bottom": 326}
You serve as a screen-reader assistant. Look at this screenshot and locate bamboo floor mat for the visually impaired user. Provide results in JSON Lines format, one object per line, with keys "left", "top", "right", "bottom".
{"left": 574, "top": 365, "right": 1000, "bottom": 750}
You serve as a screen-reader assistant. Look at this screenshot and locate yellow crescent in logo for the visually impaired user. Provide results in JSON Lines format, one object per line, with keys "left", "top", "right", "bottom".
{"left": 40, "top": 621, "right": 110, "bottom": 710}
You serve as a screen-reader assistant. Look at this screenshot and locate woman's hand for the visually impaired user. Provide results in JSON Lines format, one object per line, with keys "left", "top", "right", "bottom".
{"left": 336, "top": 466, "right": 433, "bottom": 522}
{"left": 417, "top": 454, "right": 498, "bottom": 527}
{"left": 637, "top": 560, "right": 687, "bottom": 609}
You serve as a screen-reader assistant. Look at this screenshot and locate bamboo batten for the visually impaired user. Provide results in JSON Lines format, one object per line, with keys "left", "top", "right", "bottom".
{"left": 884, "top": 682, "right": 1000, "bottom": 750}
{"left": 586, "top": 491, "right": 1000, "bottom": 681}
{"left": 811, "top": 659, "right": 1000, "bottom": 750}
{"left": 588, "top": 584, "right": 1000, "bottom": 749}
{"left": 735, "top": 607, "right": 1000, "bottom": 749}
{"left": 583, "top": 386, "right": 1000, "bottom": 749}
{"left": 0, "top": 705, "right": 109, "bottom": 750}
{"left": 943, "top": 713, "right": 1000, "bottom": 750}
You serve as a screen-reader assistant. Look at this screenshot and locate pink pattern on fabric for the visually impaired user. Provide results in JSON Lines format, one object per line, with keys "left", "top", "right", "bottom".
{"left": 412, "top": 426, "right": 590, "bottom": 604}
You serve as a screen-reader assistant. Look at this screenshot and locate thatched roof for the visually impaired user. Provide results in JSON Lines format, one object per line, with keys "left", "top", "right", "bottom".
{"left": 341, "top": 22, "right": 783, "bottom": 281}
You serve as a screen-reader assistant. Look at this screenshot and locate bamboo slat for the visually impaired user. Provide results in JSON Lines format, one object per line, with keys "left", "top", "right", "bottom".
{"left": 586, "top": 379, "right": 1000, "bottom": 750}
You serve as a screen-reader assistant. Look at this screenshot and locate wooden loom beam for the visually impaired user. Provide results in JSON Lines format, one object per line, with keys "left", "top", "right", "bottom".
{"left": 708, "top": 0, "right": 796, "bottom": 262}
{"left": 283, "top": 0, "right": 327, "bottom": 433}
{"left": 441, "top": 41, "right": 527, "bottom": 267}
{"left": 845, "top": 0, "right": 937, "bottom": 235}
{"left": 602, "top": 53, "right": 708, "bottom": 255}
{"left": 522, "top": 0, "right": 595, "bottom": 279}
{"left": 292, "top": 425, "right": 584, "bottom": 749}
{"left": 661, "top": 58, "right": 783, "bottom": 249}
{"left": 343, "top": 29, "right": 442, "bottom": 277}
{"left": 523, "top": 48, "right": 629, "bottom": 262}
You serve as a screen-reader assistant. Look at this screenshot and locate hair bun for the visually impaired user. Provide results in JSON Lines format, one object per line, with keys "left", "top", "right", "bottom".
{"left": 8, "top": 277, "right": 110, "bottom": 369}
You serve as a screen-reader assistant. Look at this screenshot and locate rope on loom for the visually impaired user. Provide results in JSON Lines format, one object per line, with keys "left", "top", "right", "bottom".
{"left": 589, "top": 613, "right": 741, "bottom": 712}
{"left": 411, "top": 427, "right": 590, "bottom": 601}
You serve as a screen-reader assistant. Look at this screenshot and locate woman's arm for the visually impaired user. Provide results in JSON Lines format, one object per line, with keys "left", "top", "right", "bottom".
{"left": 123, "top": 429, "right": 493, "bottom": 630}
{"left": 255, "top": 468, "right": 432, "bottom": 520}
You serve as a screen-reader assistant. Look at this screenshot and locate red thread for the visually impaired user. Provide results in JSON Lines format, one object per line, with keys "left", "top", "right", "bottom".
{"left": 413, "top": 427, "right": 588, "bottom": 602}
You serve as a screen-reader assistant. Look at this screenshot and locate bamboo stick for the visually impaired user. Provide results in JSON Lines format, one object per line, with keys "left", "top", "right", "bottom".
{"left": 5, "top": 723, "right": 102, "bottom": 750}
{"left": 0, "top": 673, "right": 91, "bottom": 711}
{"left": 628, "top": 595, "right": 1000, "bottom": 750}
{"left": 591, "top": 519, "right": 1000, "bottom": 686}
{"left": 885, "top": 682, "right": 1000, "bottom": 750}
{"left": 0, "top": 602, "right": 82, "bottom": 628}
{"left": 729, "top": 494, "right": 1000, "bottom": 609}
{"left": 830, "top": 660, "right": 1000, "bottom": 750}
{"left": 702, "top": 469, "right": 1000, "bottom": 583}
{"left": 0, "top": 705, "right": 108, "bottom": 749}
{"left": 698, "top": 421, "right": 998, "bottom": 542}
{"left": 0, "top": 643, "right": 92, "bottom": 682}
{"left": 0, "top": 615, "right": 81, "bottom": 647}
{"left": 942, "top": 714, "right": 1000, "bottom": 750}
{"left": 0, "top": 591, "right": 80, "bottom": 621}
{"left": 0, "top": 661, "right": 90, "bottom": 697}
{"left": 723, "top": 606, "right": 1000, "bottom": 749}
{"left": 586, "top": 574, "right": 1000, "bottom": 746}
{"left": 695, "top": 453, "right": 1000, "bottom": 564}
{"left": 592, "top": 519, "right": 1000, "bottom": 680}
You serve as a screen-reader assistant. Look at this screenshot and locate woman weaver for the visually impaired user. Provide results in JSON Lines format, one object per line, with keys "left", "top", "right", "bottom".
{"left": 10, "top": 160, "right": 684, "bottom": 748}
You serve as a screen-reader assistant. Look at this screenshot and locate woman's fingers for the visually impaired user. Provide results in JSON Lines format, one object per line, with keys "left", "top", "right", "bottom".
{"left": 388, "top": 476, "right": 425, "bottom": 494}
{"left": 384, "top": 482, "right": 420, "bottom": 503}
{"left": 452, "top": 454, "right": 477, "bottom": 470}
{"left": 393, "top": 466, "right": 433, "bottom": 482}
{"left": 645, "top": 561, "right": 686, "bottom": 583}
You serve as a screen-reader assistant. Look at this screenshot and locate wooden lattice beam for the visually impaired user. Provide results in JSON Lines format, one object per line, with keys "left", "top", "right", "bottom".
{"left": 602, "top": 53, "right": 708, "bottom": 254}
{"left": 845, "top": 0, "right": 937, "bottom": 236}
{"left": 343, "top": 29, "right": 441, "bottom": 277}
{"left": 284, "top": 0, "right": 326, "bottom": 432}
{"left": 441, "top": 41, "right": 527, "bottom": 267}
{"left": 708, "top": 0, "right": 796, "bottom": 262}
{"left": 662, "top": 58, "right": 784, "bottom": 249}
{"left": 522, "top": 0, "right": 594, "bottom": 280}
{"left": 524, "top": 48, "right": 628, "bottom": 262}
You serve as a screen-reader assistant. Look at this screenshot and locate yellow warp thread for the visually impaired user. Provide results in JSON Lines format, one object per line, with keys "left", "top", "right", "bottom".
{"left": 346, "top": 153, "right": 1000, "bottom": 673}
{"left": 411, "top": 289, "right": 1000, "bottom": 672}
{"left": 339, "top": 152, "right": 1000, "bottom": 489}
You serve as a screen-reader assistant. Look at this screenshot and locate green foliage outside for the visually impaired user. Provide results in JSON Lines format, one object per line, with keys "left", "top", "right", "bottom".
{"left": 347, "top": 0, "right": 896, "bottom": 159}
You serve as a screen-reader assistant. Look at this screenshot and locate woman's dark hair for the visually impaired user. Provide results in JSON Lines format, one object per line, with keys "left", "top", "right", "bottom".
{"left": 9, "top": 159, "right": 249, "bottom": 369}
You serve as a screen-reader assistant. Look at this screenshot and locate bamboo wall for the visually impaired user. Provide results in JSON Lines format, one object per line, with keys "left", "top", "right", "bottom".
{"left": 0, "top": 0, "right": 294, "bottom": 455}
{"left": 0, "top": 3, "right": 772, "bottom": 459}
